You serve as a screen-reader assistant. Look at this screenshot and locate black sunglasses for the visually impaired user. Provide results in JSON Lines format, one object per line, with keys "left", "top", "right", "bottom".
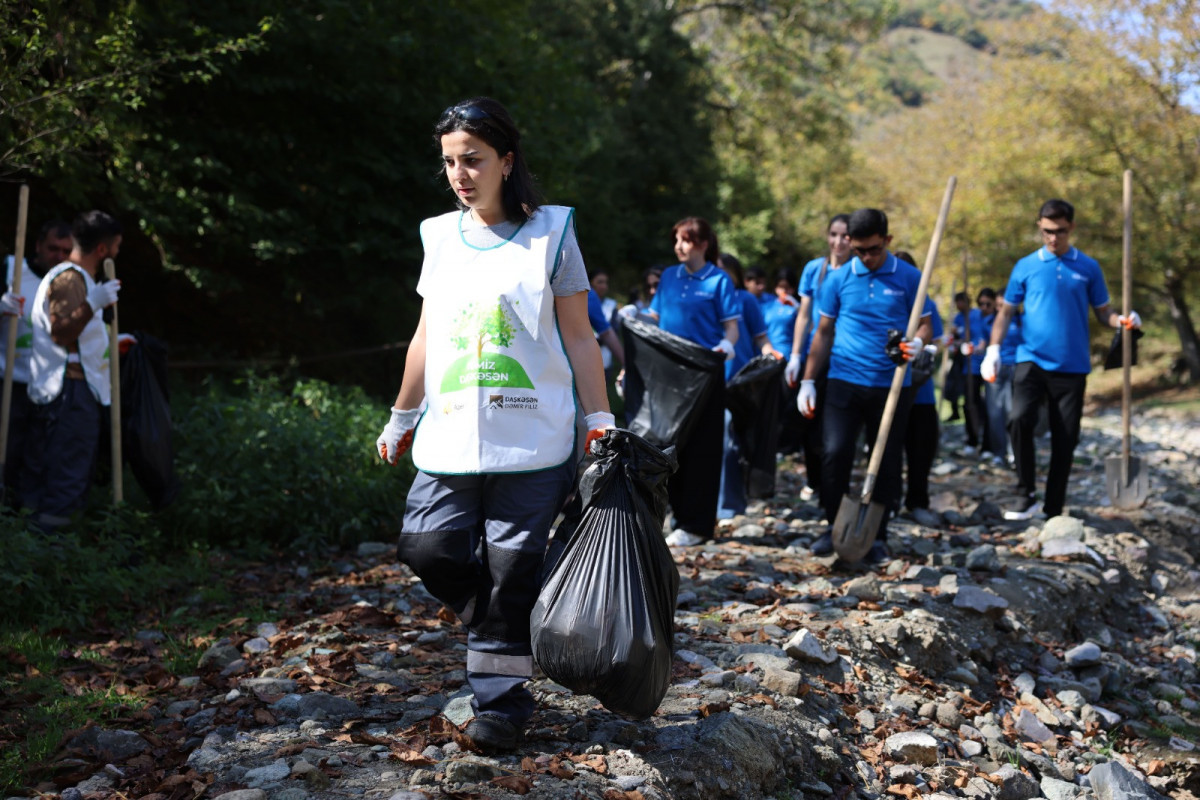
{"left": 443, "top": 104, "right": 490, "bottom": 122}
{"left": 851, "top": 244, "right": 886, "bottom": 258}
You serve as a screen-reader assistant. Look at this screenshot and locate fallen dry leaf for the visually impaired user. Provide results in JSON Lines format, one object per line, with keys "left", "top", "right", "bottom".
{"left": 490, "top": 774, "right": 533, "bottom": 794}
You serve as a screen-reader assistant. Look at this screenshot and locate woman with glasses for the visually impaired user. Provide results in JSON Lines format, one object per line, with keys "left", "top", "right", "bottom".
{"left": 645, "top": 217, "right": 741, "bottom": 546}
{"left": 375, "top": 97, "right": 613, "bottom": 753}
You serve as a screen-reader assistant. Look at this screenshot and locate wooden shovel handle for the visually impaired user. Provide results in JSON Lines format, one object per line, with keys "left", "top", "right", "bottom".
{"left": 0, "top": 185, "right": 30, "bottom": 475}
{"left": 104, "top": 257, "right": 123, "bottom": 504}
{"left": 1121, "top": 169, "right": 1132, "bottom": 472}
{"left": 862, "top": 176, "right": 957, "bottom": 500}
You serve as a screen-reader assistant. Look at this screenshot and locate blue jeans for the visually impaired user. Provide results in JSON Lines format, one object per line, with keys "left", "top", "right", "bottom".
{"left": 717, "top": 409, "right": 746, "bottom": 519}
{"left": 985, "top": 363, "right": 1014, "bottom": 457}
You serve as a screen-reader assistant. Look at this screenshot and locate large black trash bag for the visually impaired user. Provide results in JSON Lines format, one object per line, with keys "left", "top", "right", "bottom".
{"left": 121, "top": 331, "right": 180, "bottom": 508}
{"left": 531, "top": 429, "right": 679, "bottom": 719}
{"left": 621, "top": 317, "right": 725, "bottom": 448}
{"left": 725, "top": 355, "right": 786, "bottom": 499}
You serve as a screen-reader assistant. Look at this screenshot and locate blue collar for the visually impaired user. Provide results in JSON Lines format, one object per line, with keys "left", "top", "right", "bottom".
{"left": 678, "top": 262, "right": 717, "bottom": 280}
{"left": 851, "top": 252, "right": 897, "bottom": 277}
{"left": 1038, "top": 246, "right": 1078, "bottom": 262}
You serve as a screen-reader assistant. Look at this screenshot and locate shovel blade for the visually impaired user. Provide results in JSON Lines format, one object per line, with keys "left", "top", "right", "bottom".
{"left": 832, "top": 495, "right": 887, "bottom": 562}
{"left": 1105, "top": 455, "right": 1148, "bottom": 510}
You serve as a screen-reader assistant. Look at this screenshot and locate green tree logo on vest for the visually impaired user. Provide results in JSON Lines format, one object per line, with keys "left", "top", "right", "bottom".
{"left": 441, "top": 300, "right": 535, "bottom": 393}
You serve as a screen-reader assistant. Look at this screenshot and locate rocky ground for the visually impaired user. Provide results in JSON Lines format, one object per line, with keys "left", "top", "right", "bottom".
{"left": 14, "top": 402, "right": 1200, "bottom": 800}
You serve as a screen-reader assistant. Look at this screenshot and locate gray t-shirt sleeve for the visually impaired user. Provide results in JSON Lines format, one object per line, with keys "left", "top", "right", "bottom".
{"left": 551, "top": 223, "right": 590, "bottom": 297}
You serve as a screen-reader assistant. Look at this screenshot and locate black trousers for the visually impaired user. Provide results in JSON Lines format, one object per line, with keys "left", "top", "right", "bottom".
{"left": 1009, "top": 362, "right": 1086, "bottom": 517}
{"left": 820, "top": 379, "right": 914, "bottom": 542}
{"left": 963, "top": 372, "right": 988, "bottom": 449}
{"left": 669, "top": 380, "right": 724, "bottom": 537}
{"left": 904, "top": 402, "right": 939, "bottom": 511}
{"left": 800, "top": 373, "right": 828, "bottom": 495}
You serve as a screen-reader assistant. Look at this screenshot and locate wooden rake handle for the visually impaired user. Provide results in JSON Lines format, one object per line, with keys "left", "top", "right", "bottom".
{"left": 0, "top": 185, "right": 30, "bottom": 476}
{"left": 104, "top": 257, "right": 123, "bottom": 504}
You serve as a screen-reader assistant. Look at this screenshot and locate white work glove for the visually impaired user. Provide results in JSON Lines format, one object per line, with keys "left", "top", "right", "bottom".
{"left": 959, "top": 342, "right": 974, "bottom": 357}
{"left": 797, "top": 379, "right": 817, "bottom": 419}
{"left": 584, "top": 411, "right": 616, "bottom": 451}
{"left": 377, "top": 406, "right": 422, "bottom": 465}
{"left": 713, "top": 338, "right": 735, "bottom": 360}
{"left": 0, "top": 291, "right": 23, "bottom": 316}
{"left": 784, "top": 353, "right": 802, "bottom": 387}
{"left": 618, "top": 305, "right": 637, "bottom": 320}
{"left": 981, "top": 344, "right": 1001, "bottom": 383}
{"left": 1117, "top": 310, "right": 1142, "bottom": 329}
{"left": 87, "top": 279, "right": 121, "bottom": 313}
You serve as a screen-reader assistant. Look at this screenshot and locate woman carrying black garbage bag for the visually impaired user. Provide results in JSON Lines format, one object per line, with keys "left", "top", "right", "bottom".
{"left": 375, "top": 98, "right": 613, "bottom": 754}
{"left": 644, "top": 217, "right": 741, "bottom": 546}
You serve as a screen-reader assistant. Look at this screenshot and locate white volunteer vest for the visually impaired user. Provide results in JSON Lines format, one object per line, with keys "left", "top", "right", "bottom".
{"left": 412, "top": 206, "right": 577, "bottom": 474}
{"left": 29, "top": 261, "right": 111, "bottom": 406}
{"left": 1, "top": 256, "right": 42, "bottom": 384}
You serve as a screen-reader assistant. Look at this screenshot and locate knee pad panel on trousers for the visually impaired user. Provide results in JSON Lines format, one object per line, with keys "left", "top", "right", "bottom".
{"left": 396, "top": 529, "right": 480, "bottom": 608}
{"left": 473, "top": 544, "right": 544, "bottom": 644}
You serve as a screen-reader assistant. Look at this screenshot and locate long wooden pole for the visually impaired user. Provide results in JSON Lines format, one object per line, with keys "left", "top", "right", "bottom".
{"left": 104, "top": 257, "right": 123, "bottom": 504}
{"left": 0, "top": 185, "right": 30, "bottom": 484}
{"left": 1121, "top": 169, "right": 1133, "bottom": 485}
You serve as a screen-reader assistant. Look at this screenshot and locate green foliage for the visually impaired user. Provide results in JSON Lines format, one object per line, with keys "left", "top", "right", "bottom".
{"left": 165, "top": 373, "right": 408, "bottom": 551}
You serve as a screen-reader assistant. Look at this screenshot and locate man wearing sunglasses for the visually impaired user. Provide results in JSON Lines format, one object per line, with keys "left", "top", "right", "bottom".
{"left": 983, "top": 199, "right": 1141, "bottom": 521}
{"left": 799, "top": 208, "right": 932, "bottom": 564}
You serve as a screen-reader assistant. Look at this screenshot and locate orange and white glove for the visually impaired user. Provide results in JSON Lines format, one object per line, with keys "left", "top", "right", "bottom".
{"left": 117, "top": 333, "right": 137, "bottom": 355}
{"left": 584, "top": 411, "right": 616, "bottom": 451}
{"left": 1117, "top": 311, "right": 1142, "bottom": 329}
{"left": 959, "top": 342, "right": 974, "bottom": 357}
{"left": 0, "top": 291, "right": 23, "bottom": 316}
{"left": 898, "top": 336, "right": 924, "bottom": 362}
{"left": 797, "top": 379, "right": 817, "bottom": 419}
{"left": 981, "top": 345, "right": 1001, "bottom": 383}
{"left": 377, "top": 406, "right": 421, "bottom": 465}
{"left": 713, "top": 338, "right": 735, "bottom": 361}
{"left": 784, "top": 353, "right": 802, "bottom": 387}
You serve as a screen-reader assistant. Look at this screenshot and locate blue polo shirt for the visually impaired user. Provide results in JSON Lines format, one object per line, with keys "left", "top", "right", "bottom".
{"left": 728, "top": 289, "right": 769, "bottom": 380}
{"left": 998, "top": 311, "right": 1022, "bottom": 364}
{"left": 953, "top": 308, "right": 986, "bottom": 375}
{"left": 914, "top": 298, "right": 943, "bottom": 406}
{"left": 798, "top": 256, "right": 843, "bottom": 359}
{"left": 818, "top": 252, "right": 929, "bottom": 388}
{"left": 1004, "top": 247, "right": 1109, "bottom": 374}
{"left": 587, "top": 289, "right": 611, "bottom": 335}
{"left": 758, "top": 293, "right": 799, "bottom": 354}
{"left": 650, "top": 262, "right": 742, "bottom": 349}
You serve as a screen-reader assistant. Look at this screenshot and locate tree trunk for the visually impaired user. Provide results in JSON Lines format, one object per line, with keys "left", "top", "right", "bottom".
{"left": 1165, "top": 270, "right": 1200, "bottom": 383}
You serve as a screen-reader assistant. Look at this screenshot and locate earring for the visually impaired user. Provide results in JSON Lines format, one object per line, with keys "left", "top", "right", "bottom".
{"left": 503, "top": 172, "right": 509, "bottom": 182}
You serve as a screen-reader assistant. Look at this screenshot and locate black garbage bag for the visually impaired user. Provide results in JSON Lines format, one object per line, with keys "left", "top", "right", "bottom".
{"left": 1103, "top": 327, "right": 1143, "bottom": 370}
{"left": 121, "top": 331, "right": 180, "bottom": 508}
{"left": 621, "top": 317, "right": 726, "bottom": 448}
{"left": 725, "top": 355, "right": 786, "bottom": 499}
{"left": 531, "top": 429, "right": 679, "bottom": 719}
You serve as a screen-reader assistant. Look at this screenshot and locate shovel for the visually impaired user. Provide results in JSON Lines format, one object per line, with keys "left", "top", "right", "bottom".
{"left": 104, "top": 257, "right": 123, "bottom": 505}
{"left": 0, "top": 184, "right": 30, "bottom": 500}
{"left": 1105, "top": 169, "right": 1147, "bottom": 508}
{"left": 833, "top": 176, "right": 956, "bottom": 561}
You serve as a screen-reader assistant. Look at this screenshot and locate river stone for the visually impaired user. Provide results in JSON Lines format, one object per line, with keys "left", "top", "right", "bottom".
{"left": 784, "top": 629, "right": 838, "bottom": 664}
{"left": 760, "top": 666, "right": 803, "bottom": 697}
{"left": 444, "top": 760, "right": 504, "bottom": 783}
{"left": 245, "top": 759, "right": 290, "bottom": 787}
{"left": 271, "top": 692, "right": 361, "bottom": 720}
{"left": 1088, "top": 760, "right": 1168, "bottom": 800}
{"left": 961, "top": 740, "right": 983, "bottom": 757}
{"left": 844, "top": 573, "right": 883, "bottom": 601}
{"left": 68, "top": 728, "right": 149, "bottom": 761}
{"left": 1041, "top": 776, "right": 1083, "bottom": 800}
{"left": 442, "top": 693, "right": 475, "bottom": 726}
{"left": 885, "top": 732, "right": 939, "bottom": 766}
{"left": 1039, "top": 517, "right": 1085, "bottom": 543}
{"left": 240, "top": 677, "right": 298, "bottom": 696}
{"left": 1013, "top": 709, "right": 1055, "bottom": 743}
{"left": 954, "top": 585, "right": 1009, "bottom": 617}
{"left": 1064, "top": 642, "right": 1102, "bottom": 667}
{"left": 966, "top": 544, "right": 1001, "bottom": 572}
{"left": 198, "top": 640, "right": 242, "bottom": 670}
{"left": 214, "top": 792, "right": 267, "bottom": 800}
{"left": 993, "top": 764, "right": 1039, "bottom": 800}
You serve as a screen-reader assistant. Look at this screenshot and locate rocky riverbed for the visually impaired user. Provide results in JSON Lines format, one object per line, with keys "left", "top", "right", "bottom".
{"left": 20, "top": 404, "right": 1200, "bottom": 800}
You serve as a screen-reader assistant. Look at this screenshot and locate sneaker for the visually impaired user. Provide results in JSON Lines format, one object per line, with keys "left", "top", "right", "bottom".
{"left": 799, "top": 485, "right": 815, "bottom": 502}
{"left": 464, "top": 713, "right": 521, "bottom": 753}
{"left": 1003, "top": 496, "right": 1044, "bottom": 521}
{"left": 665, "top": 529, "right": 705, "bottom": 547}
{"left": 988, "top": 454, "right": 1004, "bottom": 468}
{"left": 863, "top": 541, "right": 892, "bottom": 565}
{"left": 962, "top": 445, "right": 977, "bottom": 456}
{"left": 810, "top": 531, "right": 834, "bottom": 556}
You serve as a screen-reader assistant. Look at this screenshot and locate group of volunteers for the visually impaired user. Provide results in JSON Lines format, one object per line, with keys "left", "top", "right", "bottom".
{"left": 2, "top": 212, "right": 125, "bottom": 532}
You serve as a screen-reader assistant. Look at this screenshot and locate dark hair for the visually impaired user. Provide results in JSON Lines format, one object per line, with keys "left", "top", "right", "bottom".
{"left": 828, "top": 213, "right": 851, "bottom": 232}
{"left": 72, "top": 211, "right": 122, "bottom": 254}
{"left": 1038, "top": 199, "right": 1074, "bottom": 223}
{"left": 848, "top": 208, "right": 888, "bottom": 239}
{"left": 745, "top": 266, "right": 767, "bottom": 282}
{"left": 434, "top": 97, "right": 542, "bottom": 223}
{"left": 977, "top": 287, "right": 997, "bottom": 302}
{"left": 893, "top": 250, "right": 916, "bottom": 266}
{"left": 37, "top": 219, "right": 72, "bottom": 243}
{"left": 717, "top": 253, "right": 744, "bottom": 288}
{"left": 774, "top": 268, "right": 798, "bottom": 289}
{"left": 672, "top": 217, "right": 719, "bottom": 264}
{"left": 589, "top": 269, "right": 609, "bottom": 281}
{"left": 954, "top": 291, "right": 969, "bottom": 303}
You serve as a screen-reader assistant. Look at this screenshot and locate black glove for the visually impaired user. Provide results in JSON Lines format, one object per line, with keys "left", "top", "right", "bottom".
{"left": 885, "top": 329, "right": 907, "bottom": 366}
{"left": 910, "top": 348, "right": 935, "bottom": 387}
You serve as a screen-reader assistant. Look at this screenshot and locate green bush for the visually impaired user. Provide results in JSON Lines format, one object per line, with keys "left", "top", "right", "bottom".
{"left": 165, "top": 373, "right": 410, "bottom": 551}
